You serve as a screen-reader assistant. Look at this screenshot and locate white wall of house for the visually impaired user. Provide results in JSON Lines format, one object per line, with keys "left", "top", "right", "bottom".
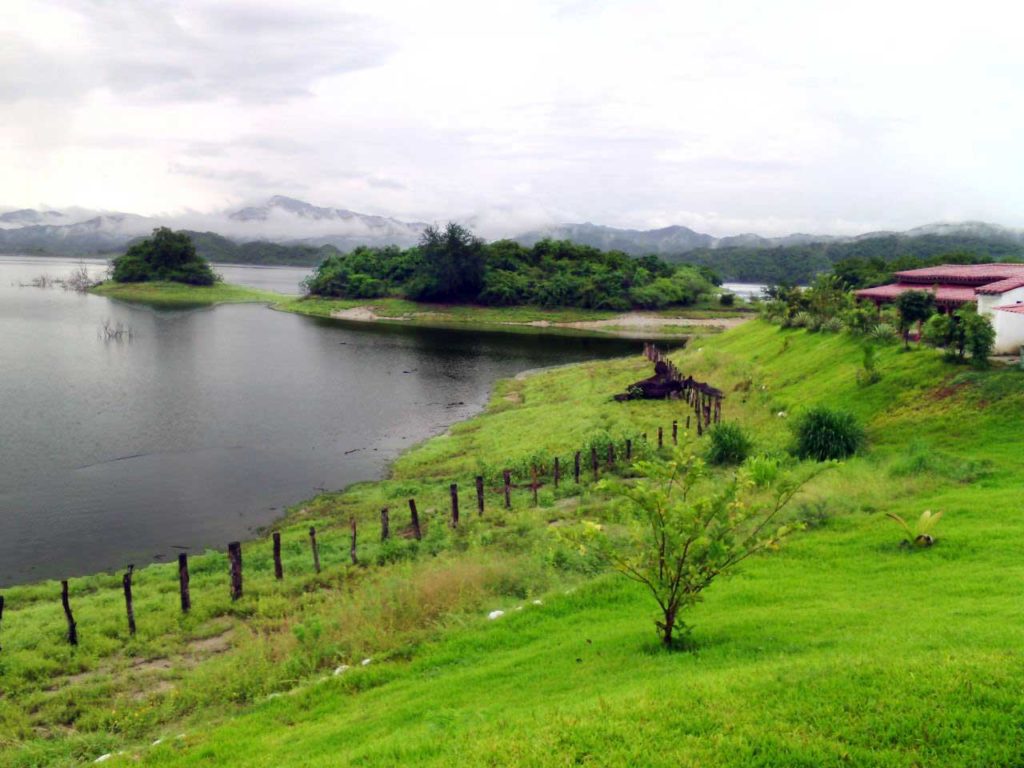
{"left": 992, "top": 310, "right": 1024, "bottom": 354}
{"left": 978, "top": 286, "right": 1024, "bottom": 317}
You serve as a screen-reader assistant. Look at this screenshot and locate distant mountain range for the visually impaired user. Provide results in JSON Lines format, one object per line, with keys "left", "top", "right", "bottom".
{"left": 3, "top": 195, "right": 1024, "bottom": 280}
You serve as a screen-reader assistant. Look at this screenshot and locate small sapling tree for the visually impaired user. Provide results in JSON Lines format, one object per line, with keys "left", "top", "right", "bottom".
{"left": 574, "top": 448, "right": 815, "bottom": 649}
{"left": 887, "top": 509, "right": 943, "bottom": 548}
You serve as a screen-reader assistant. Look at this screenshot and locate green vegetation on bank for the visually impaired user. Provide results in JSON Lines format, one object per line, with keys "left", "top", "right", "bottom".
{"left": 761, "top": 276, "right": 998, "bottom": 367}
{"left": 304, "top": 222, "right": 721, "bottom": 310}
{"left": 90, "top": 280, "right": 749, "bottom": 338}
{"left": 3, "top": 320, "right": 1024, "bottom": 766}
{"left": 91, "top": 281, "right": 281, "bottom": 307}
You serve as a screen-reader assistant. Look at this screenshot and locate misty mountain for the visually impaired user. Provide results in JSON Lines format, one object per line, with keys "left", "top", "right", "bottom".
{"left": 227, "top": 195, "right": 427, "bottom": 247}
{"left": 3, "top": 196, "right": 1024, "bottom": 283}
{"left": 0, "top": 214, "right": 154, "bottom": 255}
{"left": 0, "top": 209, "right": 66, "bottom": 227}
{"left": 514, "top": 222, "right": 714, "bottom": 254}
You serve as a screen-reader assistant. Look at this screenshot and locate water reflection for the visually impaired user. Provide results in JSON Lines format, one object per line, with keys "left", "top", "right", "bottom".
{"left": 0, "top": 256, "right": 635, "bottom": 585}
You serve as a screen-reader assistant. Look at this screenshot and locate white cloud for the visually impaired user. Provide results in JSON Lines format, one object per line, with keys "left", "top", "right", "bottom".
{"left": 2, "top": 0, "right": 1023, "bottom": 236}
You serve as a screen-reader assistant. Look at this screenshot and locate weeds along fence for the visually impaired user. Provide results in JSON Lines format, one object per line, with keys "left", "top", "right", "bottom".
{"left": 0, "top": 342, "right": 723, "bottom": 650}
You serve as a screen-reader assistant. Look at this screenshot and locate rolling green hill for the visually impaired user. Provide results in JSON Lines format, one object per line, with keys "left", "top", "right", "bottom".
{"left": 3, "top": 320, "right": 1023, "bottom": 767}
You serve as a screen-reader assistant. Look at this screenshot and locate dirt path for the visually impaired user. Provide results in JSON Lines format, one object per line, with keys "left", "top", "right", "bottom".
{"left": 330, "top": 306, "right": 751, "bottom": 333}
{"left": 524, "top": 313, "right": 749, "bottom": 331}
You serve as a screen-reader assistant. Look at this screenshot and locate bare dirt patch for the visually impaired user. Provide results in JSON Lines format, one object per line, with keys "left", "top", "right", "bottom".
{"left": 549, "top": 313, "right": 749, "bottom": 332}
{"left": 187, "top": 629, "right": 234, "bottom": 656}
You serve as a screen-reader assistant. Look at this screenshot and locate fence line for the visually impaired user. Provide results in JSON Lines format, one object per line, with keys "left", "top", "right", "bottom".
{"left": 1, "top": 342, "right": 715, "bottom": 649}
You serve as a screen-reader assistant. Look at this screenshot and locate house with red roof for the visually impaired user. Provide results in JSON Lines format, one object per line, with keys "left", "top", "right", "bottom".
{"left": 855, "top": 263, "right": 1024, "bottom": 353}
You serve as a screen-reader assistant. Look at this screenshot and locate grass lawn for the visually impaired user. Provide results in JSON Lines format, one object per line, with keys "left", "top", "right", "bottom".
{"left": 3, "top": 321, "right": 1023, "bottom": 767}
{"left": 90, "top": 281, "right": 283, "bottom": 307}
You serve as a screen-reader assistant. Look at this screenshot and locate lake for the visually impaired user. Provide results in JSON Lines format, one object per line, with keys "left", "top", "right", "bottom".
{"left": 0, "top": 256, "right": 636, "bottom": 586}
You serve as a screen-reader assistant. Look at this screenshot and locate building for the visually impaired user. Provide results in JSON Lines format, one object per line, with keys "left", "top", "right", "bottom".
{"left": 855, "top": 263, "right": 1024, "bottom": 354}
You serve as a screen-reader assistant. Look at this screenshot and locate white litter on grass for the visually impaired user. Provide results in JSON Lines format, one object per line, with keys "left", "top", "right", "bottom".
{"left": 152, "top": 738, "right": 163, "bottom": 746}
{"left": 532, "top": 599, "right": 543, "bottom": 605}
{"left": 777, "top": 411, "right": 787, "bottom": 418}
{"left": 333, "top": 664, "right": 351, "bottom": 676}
{"left": 488, "top": 610, "right": 505, "bottom": 620}
{"left": 176, "top": 734, "right": 186, "bottom": 740}
{"left": 267, "top": 693, "right": 281, "bottom": 699}
{"left": 360, "top": 658, "right": 372, "bottom": 666}
{"left": 94, "top": 756, "right": 111, "bottom": 764}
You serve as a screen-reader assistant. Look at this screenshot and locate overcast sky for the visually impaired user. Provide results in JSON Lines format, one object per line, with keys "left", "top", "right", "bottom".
{"left": 2, "top": 0, "right": 1022, "bottom": 236}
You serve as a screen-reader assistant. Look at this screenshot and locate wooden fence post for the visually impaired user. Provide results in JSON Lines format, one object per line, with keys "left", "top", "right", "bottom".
{"left": 178, "top": 553, "right": 191, "bottom": 614}
{"left": 658, "top": 427, "right": 664, "bottom": 448}
{"left": 308, "top": 527, "right": 321, "bottom": 574}
{"left": 122, "top": 564, "right": 136, "bottom": 637}
{"left": 450, "top": 484, "right": 460, "bottom": 528}
{"left": 61, "top": 580, "right": 77, "bottom": 646}
{"left": 606, "top": 443, "right": 614, "bottom": 469}
{"left": 672, "top": 420, "right": 678, "bottom": 445}
{"left": 553, "top": 457, "right": 560, "bottom": 488}
{"left": 475, "top": 475, "right": 485, "bottom": 515}
{"left": 591, "top": 446, "right": 599, "bottom": 481}
{"left": 503, "top": 470, "right": 512, "bottom": 509}
{"left": 381, "top": 507, "right": 390, "bottom": 541}
{"left": 349, "top": 518, "right": 358, "bottom": 565}
{"left": 272, "top": 532, "right": 283, "bottom": 580}
{"left": 408, "top": 499, "right": 422, "bottom": 540}
{"left": 531, "top": 466, "right": 539, "bottom": 506}
{"left": 228, "top": 542, "right": 243, "bottom": 601}
{"left": 574, "top": 451, "right": 581, "bottom": 484}
{"left": 626, "top": 439, "right": 632, "bottom": 460}
{"left": 686, "top": 415, "right": 690, "bottom": 430}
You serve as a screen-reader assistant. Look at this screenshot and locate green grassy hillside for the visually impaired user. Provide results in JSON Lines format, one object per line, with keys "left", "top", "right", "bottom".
{"left": 3, "top": 321, "right": 1023, "bottom": 767}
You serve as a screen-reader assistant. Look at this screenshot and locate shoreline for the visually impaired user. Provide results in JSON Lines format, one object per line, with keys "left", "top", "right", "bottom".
{"left": 90, "top": 279, "right": 753, "bottom": 340}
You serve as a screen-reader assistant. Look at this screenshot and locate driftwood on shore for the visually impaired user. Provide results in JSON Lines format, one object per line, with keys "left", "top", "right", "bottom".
{"left": 615, "top": 343, "right": 725, "bottom": 430}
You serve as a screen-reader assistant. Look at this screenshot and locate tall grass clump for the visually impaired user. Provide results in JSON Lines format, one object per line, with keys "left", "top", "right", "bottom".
{"left": 706, "top": 422, "right": 753, "bottom": 465}
{"left": 791, "top": 407, "right": 864, "bottom": 461}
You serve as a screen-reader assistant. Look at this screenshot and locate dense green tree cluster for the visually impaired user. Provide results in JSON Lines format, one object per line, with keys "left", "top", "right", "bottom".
{"left": 669, "top": 235, "right": 1024, "bottom": 284}
{"left": 760, "top": 274, "right": 996, "bottom": 368}
{"left": 112, "top": 228, "right": 218, "bottom": 285}
{"left": 303, "top": 222, "right": 717, "bottom": 310}
{"left": 831, "top": 251, "right": 994, "bottom": 290}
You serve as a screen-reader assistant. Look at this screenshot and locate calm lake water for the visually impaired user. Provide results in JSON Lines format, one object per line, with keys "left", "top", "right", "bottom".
{"left": 0, "top": 256, "right": 635, "bottom": 586}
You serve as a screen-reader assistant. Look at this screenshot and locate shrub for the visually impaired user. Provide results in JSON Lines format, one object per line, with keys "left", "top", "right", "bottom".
{"left": 869, "top": 323, "right": 899, "bottom": 343}
{"left": 963, "top": 311, "right": 995, "bottom": 368}
{"left": 856, "top": 344, "right": 881, "bottom": 386}
{"left": 719, "top": 292, "right": 736, "bottom": 307}
{"left": 706, "top": 422, "right": 753, "bottom": 465}
{"left": 791, "top": 407, "right": 864, "bottom": 461}
{"left": 821, "top": 317, "right": 844, "bottom": 333}
{"left": 789, "top": 311, "right": 813, "bottom": 329}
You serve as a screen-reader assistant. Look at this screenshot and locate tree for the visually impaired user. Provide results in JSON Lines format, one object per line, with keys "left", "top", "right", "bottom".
{"left": 922, "top": 306, "right": 996, "bottom": 366}
{"left": 961, "top": 309, "right": 996, "bottom": 368}
{"left": 410, "top": 222, "right": 486, "bottom": 302}
{"left": 895, "top": 290, "right": 936, "bottom": 349}
{"left": 574, "top": 449, "right": 812, "bottom": 648}
{"left": 111, "top": 228, "right": 217, "bottom": 285}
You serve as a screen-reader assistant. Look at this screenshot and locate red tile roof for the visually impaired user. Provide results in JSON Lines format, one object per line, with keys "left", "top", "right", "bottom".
{"left": 975, "top": 276, "right": 1024, "bottom": 294}
{"left": 894, "top": 263, "right": 1024, "bottom": 286}
{"left": 855, "top": 283, "right": 978, "bottom": 305}
{"left": 856, "top": 263, "right": 1024, "bottom": 306}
